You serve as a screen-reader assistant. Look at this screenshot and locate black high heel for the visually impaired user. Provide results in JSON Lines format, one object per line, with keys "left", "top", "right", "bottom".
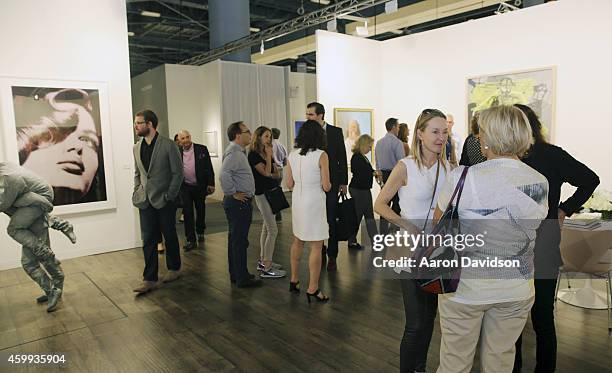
{"left": 306, "top": 289, "right": 329, "bottom": 303}
{"left": 289, "top": 281, "right": 300, "bottom": 293}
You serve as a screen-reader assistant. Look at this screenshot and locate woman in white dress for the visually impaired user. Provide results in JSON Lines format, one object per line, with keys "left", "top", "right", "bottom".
{"left": 285, "top": 120, "right": 332, "bottom": 303}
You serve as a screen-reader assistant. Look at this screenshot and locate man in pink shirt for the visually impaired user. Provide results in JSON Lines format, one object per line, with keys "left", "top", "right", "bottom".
{"left": 177, "top": 130, "right": 215, "bottom": 251}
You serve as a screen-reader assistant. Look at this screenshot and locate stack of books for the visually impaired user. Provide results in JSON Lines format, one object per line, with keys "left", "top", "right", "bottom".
{"left": 564, "top": 212, "right": 602, "bottom": 230}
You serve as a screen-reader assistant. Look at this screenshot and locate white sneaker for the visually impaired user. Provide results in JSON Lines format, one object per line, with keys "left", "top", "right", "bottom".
{"left": 260, "top": 267, "right": 287, "bottom": 279}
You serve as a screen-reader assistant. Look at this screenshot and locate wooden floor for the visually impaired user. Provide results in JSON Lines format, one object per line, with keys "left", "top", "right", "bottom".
{"left": 0, "top": 204, "right": 610, "bottom": 373}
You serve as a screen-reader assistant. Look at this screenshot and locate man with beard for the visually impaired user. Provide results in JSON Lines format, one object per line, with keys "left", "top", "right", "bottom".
{"left": 132, "top": 110, "right": 183, "bottom": 294}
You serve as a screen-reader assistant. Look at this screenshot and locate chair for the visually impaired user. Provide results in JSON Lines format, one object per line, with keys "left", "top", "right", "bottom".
{"left": 555, "top": 226, "right": 612, "bottom": 333}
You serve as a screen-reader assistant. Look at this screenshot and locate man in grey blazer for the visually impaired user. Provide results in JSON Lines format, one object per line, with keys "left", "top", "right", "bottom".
{"left": 132, "top": 109, "right": 183, "bottom": 294}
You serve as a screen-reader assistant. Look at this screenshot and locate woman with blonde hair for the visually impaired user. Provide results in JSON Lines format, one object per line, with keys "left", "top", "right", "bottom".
{"left": 397, "top": 123, "right": 411, "bottom": 156}
{"left": 375, "top": 108, "right": 450, "bottom": 373}
{"left": 434, "top": 105, "right": 549, "bottom": 373}
{"left": 248, "top": 126, "right": 286, "bottom": 279}
{"left": 347, "top": 134, "right": 378, "bottom": 249}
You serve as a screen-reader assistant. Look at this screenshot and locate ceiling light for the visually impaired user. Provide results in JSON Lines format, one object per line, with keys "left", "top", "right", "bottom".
{"left": 260, "top": 40, "right": 265, "bottom": 55}
{"left": 389, "top": 29, "right": 403, "bottom": 35}
{"left": 250, "top": 27, "right": 260, "bottom": 32}
{"left": 310, "top": 0, "right": 330, "bottom": 5}
{"left": 356, "top": 21, "right": 369, "bottom": 37}
{"left": 140, "top": 10, "right": 161, "bottom": 18}
{"left": 385, "top": 0, "right": 398, "bottom": 14}
{"left": 128, "top": 31, "right": 135, "bottom": 37}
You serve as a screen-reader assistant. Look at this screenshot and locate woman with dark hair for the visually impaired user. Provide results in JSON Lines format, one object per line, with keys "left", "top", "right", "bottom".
{"left": 513, "top": 104, "right": 600, "bottom": 373}
{"left": 285, "top": 120, "right": 331, "bottom": 303}
{"left": 248, "top": 126, "right": 286, "bottom": 279}
{"left": 459, "top": 112, "right": 487, "bottom": 166}
{"left": 397, "top": 123, "right": 411, "bottom": 156}
{"left": 15, "top": 88, "right": 105, "bottom": 206}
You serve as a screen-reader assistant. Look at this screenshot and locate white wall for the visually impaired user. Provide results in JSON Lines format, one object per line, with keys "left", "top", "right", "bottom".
{"left": 0, "top": 0, "right": 139, "bottom": 269}
{"left": 200, "top": 61, "right": 224, "bottom": 201}
{"left": 317, "top": 30, "right": 383, "bottom": 198}
{"left": 288, "top": 72, "right": 317, "bottom": 141}
{"left": 318, "top": 0, "right": 611, "bottom": 195}
{"left": 130, "top": 65, "right": 169, "bottom": 138}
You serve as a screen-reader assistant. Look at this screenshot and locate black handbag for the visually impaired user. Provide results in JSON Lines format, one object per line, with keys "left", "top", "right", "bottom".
{"left": 336, "top": 194, "right": 358, "bottom": 241}
{"left": 264, "top": 186, "right": 290, "bottom": 214}
{"left": 414, "top": 166, "right": 469, "bottom": 294}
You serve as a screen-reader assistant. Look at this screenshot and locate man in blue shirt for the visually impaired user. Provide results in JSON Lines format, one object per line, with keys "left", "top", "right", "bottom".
{"left": 220, "top": 121, "right": 261, "bottom": 288}
{"left": 374, "top": 117, "right": 405, "bottom": 234}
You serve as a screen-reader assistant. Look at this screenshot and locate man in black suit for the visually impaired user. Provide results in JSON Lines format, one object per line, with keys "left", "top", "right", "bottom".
{"left": 306, "top": 102, "right": 348, "bottom": 271}
{"left": 177, "top": 130, "right": 215, "bottom": 251}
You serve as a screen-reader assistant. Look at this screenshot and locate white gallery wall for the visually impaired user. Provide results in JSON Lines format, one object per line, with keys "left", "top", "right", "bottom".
{"left": 131, "top": 65, "right": 169, "bottom": 139}
{"left": 0, "top": 0, "right": 139, "bottom": 269}
{"left": 288, "top": 72, "right": 317, "bottom": 141}
{"left": 130, "top": 61, "right": 290, "bottom": 200}
{"left": 317, "top": 0, "right": 611, "bottom": 197}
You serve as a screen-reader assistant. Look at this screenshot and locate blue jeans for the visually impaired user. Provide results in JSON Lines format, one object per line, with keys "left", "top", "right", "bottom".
{"left": 223, "top": 196, "right": 253, "bottom": 284}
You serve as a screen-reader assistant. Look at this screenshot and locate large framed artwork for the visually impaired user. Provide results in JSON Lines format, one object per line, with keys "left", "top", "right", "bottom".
{"left": 333, "top": 108, "right": 374, "bottom": 163}
{"left": 467, "top": 66, "right": 556, "bottom": 141}
{"left": 203, "top": 130, "right": 219, "bottom": 157}
{"left": 0, "top": 78, "right": 116, "bottom": 215}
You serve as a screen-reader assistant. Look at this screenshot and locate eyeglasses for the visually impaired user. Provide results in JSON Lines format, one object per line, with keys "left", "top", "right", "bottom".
{"left": 241, "top": 129, "right": 251, "bottom": 134}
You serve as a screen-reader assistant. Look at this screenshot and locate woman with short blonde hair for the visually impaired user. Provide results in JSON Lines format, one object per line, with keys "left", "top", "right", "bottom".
{"left": 435, "top": 105, "right": 549, "bottom": 372}
{"left": 348, "top": 134, "right": 377, "bottom": 249}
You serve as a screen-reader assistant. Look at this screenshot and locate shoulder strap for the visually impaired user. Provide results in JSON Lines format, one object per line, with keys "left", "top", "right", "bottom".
{"left": 422, "top": 160, "right": 441, "bottom": 231}
{"left": 444, "top": 166, "right": 470, "bottom": 213}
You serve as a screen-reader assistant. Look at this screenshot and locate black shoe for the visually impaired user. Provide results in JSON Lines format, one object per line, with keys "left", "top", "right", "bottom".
{"left": 348, "top": 242, "right": 362, "bottom": 250}
{"left": 183, "top": 241, "right": 196, "bottom": 252}
{"left": 197, "top": 234, "right": 205, "bottom": 243}
{"left": 46, "top": 288, "right": 62, "bottom": 312}
{"left": 36, "top": 294, "right": 48, "bottom": 303}
{"left": 231, "top": 274, "right": 255, "bottom": 284}
{"left": 289, "top": 281, "right": 300, "bottom": 293}
{"left": 327, "top": 257, "right": 337, "bottom": 272}
{"left": 236, "top": 278, "right": 263, "bottom": 288}
{"left": 306, "top": 289, "right": 329, "bottom": 303}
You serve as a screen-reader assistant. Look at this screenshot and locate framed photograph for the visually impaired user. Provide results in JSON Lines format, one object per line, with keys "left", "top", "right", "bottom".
{"left": 467, "top": 66, "right": 556, "bottom": 141}
{"left": 0, "top": 78, "right": 116, "bottom": 215}
{"left": 333, "top": 108, "right": 374, "bottom": 163}
{"left": 203, "top": 130, "right": 219, "bottom": 157}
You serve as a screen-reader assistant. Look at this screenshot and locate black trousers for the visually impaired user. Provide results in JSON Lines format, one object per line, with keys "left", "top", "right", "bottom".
{"left": 223, "top": 196, "right": 252, "bottom": 284}
{"left": 181, "top": 184, "right": 206, "bottom": 243}
{"left": 400, "top": 279, "right": 438, "bottom": 373}
{"left": 379, "top": 170, "right": 400, "bottom": 235}
{"left": 514, "top": 279, "right": 558, "bottom": 373}
{"left": 325, "top": 184, "right": 340, "bottom": 258}
{"left": 139, "top": 202, "right": 181, "bottom": 282}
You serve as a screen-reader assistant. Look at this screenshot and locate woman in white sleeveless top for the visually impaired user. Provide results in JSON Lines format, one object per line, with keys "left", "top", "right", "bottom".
{"left": 285, "top": 120, "right": 332, "bottom": 303}
{"left": 375, "top": 109, "right": 451, "bottom": 373}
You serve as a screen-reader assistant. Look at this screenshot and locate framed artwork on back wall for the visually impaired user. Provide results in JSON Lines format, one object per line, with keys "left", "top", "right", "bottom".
{"left": 333, "top": 108, "right": 374, "bottom": 164}
{"left": 0, "top": 77, "right": 116, "bottom": 215}
{"left": 466, "top": 66, "right": 556, "bottom": 142}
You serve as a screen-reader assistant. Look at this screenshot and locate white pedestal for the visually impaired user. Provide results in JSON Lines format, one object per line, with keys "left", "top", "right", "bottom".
{"left": 557, "top": 278, "right": 610, "bottom": 310}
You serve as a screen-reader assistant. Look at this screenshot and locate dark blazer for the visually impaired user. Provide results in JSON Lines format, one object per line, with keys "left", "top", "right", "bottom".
{"left": 182, "top": 143, "right": 215, "bottom": 193}
{"left": 325, "top": 123, "right": 348, "bottom": 187}
{"left": 133, "top": 135, "right": 183, "bottom": 210}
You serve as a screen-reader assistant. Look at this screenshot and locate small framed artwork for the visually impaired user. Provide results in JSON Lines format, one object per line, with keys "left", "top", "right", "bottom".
{"left": 333, "top": 108, "right": 374, "bottom": 163}
{"left": 203, "top": 130, "right": 219, "bottom": 157}
{"left": 0, "top": 77, "right": 116, "bottom": 215}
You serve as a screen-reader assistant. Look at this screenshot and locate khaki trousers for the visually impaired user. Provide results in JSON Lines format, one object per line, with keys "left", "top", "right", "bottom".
{"left": 437, "top": 296, "right": 534, "bottom": 373}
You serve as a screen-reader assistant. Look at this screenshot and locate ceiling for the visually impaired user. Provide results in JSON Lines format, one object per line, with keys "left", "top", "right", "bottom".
{"left": 126, "top": 0, "right": 530, "bottom": 77}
